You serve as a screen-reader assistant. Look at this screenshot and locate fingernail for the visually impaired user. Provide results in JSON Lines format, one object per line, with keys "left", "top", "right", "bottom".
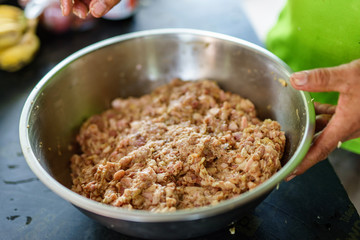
{"left": 291, "top": 72, "right": 308, "bottom": 86}
{"left": 286, "top": 174, "right": 296, "bottom": 182}
{"left": 73, "top": 8, "right": 86, "bottom": 19}
{"left": 285, "top": 169, "right": 298, "bottom": 182}
{"left": 91, "top": 1, "right": 107, "bottom": 17}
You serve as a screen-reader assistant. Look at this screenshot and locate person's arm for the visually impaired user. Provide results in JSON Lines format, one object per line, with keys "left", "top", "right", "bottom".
{"left": 60, "top": 0, "right": 120, "bottom": 18}
{"left": 286, "top": 59, "right": 360, "bottom": 181}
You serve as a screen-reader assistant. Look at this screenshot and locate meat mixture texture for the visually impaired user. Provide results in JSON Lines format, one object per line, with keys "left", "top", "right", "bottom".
{"left": 71, "top": 79, "right": 286, "bottom": 212}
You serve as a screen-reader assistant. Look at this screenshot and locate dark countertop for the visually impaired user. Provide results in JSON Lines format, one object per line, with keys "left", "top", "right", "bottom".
{"left": 0, "top": 1, "right": 359, "bottom": 239}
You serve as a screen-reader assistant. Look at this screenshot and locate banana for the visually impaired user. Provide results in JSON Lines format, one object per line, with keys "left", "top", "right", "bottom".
{"left": 0, "top": 18, "right": 40, "bottom": 72}
{"left": 0, "top": 5, "right": 25, "bottom": 20}
{"left": 0, "top": 5, "right": 27, "bottom": 49}
{"left": 0, "top": 25, "right": 24, "bottom": 50}
{"left": 0, "top": 5, "right": 40, "bottom": 72}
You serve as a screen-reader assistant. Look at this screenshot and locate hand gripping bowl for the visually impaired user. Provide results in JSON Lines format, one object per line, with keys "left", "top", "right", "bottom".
{"left": 20, "top": 29, "right": 315, "bottom": 239}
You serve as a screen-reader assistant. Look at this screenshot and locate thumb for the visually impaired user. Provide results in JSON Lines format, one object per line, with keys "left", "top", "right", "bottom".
{"left": 290, "top": 65, "right": 349, "bottom": 93}
{"left": 90, "top": 0, "right": 121, "bottom": 18}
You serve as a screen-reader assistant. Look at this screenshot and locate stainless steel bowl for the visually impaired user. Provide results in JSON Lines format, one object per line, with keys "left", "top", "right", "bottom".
{"left": 20, "top": 29, "right": 315, "bottom": 239}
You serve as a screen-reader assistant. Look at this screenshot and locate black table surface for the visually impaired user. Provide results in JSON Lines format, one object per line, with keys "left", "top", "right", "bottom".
{"left": 1, "top": 0, "right": 359, "bottom": 239}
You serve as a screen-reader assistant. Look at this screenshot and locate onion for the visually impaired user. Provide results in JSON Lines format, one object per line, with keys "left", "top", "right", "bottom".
{"left": 41, "top": 2, "right": 72, "bottom": 34}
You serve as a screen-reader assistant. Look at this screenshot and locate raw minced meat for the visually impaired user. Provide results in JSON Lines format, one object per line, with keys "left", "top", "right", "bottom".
{"left": 70, "top": 79, "right": 286, "bottom": 212}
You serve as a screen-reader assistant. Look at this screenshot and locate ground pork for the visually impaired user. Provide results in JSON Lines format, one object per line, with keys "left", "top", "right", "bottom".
{"left": 70, "top": 79, "right": 286, "bottom": 212}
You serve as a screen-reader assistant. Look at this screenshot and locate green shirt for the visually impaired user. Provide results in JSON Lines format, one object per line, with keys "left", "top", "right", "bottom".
{"left": 266, "top": 0, "right": 360, "bottom": 154}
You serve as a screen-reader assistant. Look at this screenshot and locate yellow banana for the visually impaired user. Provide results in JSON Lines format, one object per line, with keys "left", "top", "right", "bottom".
{"left": 0, "top": 25, "right": 24, "bottom": 50}
{"left": 0, "top": 6, "right": 40, "bottom": 72}
{"left": 0, "top": 5, "right": 27, "bottom": 49}
{"left": 0, "top": 5, "right": 25, "bottom": 20}
{"left": 0, "top": 19, "right": 40, "bottom": 72}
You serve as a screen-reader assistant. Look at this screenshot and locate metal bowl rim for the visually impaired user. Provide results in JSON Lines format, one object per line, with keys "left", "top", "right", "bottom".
{"left": 19, "top": 28, "right": 315, "bottom": 222}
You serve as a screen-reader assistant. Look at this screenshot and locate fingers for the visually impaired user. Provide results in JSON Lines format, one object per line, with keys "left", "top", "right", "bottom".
{"left": 286, "top": 59, "right": 360, "bottom": 181}
{"left": 299, "top": 103, "right": 336, "bottom": 170}
{"left": 60, "top": 0, "right": 89, "bottom": 19}
{"left": 290, "top": 62, "right": 358, "bottom": 93}
{"left": 314, "top": 102, "right": 336, "bottom": 115}
{"left": 60, "top": 0, "right": 73, "bottom": 16}
{"left": 60, "top": 0, "right": 120, "bottom": 18}
{"left": 286, "top": 112, "right": 352, "bottom": 181}
{"left": 294, "top": 129, "right": 336, "bottom": 175}
{"left": 285, "top": 124, "right": 337, "bottom": 181}
{"left": 314, "top": 102, "right": 335, "bottom": 132}
{"left": 89, "top": 0, "right": 121, "bottom": 18}
{"left": 315, "top": 114, "right": 332, "bottom": 133}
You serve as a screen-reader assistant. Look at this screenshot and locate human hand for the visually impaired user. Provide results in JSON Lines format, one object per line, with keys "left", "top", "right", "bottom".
{"left": 286, "top": 59, "right": 360, "bottom": 181}
{"left": 60, "top": 0, "right": 120, "bottom": 19}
